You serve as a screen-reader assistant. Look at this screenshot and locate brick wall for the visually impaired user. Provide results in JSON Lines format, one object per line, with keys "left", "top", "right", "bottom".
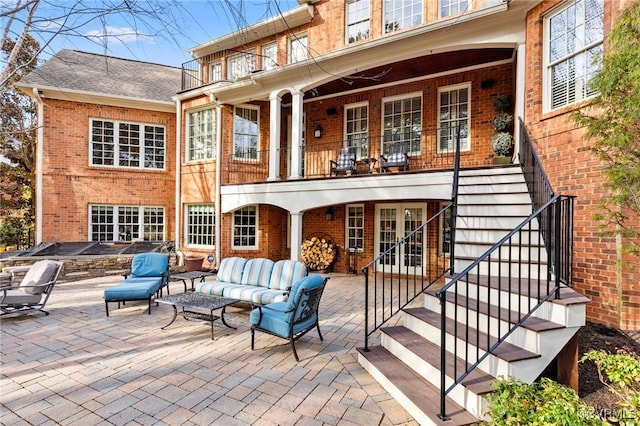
{"left": 40, "top": 99, "right": 176, "bottom": 242}
{"left": 524, "top": 0, "right": 639, "bottom": 330}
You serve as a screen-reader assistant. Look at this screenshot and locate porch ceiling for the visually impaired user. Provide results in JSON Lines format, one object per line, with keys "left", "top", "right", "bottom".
{"left": 303, "top": 48, "right": 515, "bottom": 101}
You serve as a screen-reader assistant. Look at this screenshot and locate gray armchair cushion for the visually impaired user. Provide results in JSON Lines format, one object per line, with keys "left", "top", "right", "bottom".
{"left": 19, "top": 261, "right": 59, "bottom": 295}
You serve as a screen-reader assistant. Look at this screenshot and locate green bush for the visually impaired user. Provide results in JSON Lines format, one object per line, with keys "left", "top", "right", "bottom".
{"left": 581, "top": 349, "right": 640, "bottom": 425}
{"left": 484, "top": 377, "right": 606, "bottom": 425}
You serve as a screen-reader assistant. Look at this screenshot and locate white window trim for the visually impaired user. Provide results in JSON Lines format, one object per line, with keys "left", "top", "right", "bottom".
{"left": 344, "top": 101, "right": 369, "bottom": 159}
{"left": 209, "top": 60, "right": 222, "bottom": 83}
{"left": 439, "top": 202, "right": 452, "bottom": 257}
{"left": 345, "top": 203, "right": 365, "bottom": 252}
{"left": 89, "top": 118, "right": 166, "bottom": 171}
{"left": 261, "top": 42, "right": 278, "bottom": 70}
{"left": 380, "top": 91, "right": 423, "bottom": 155}
{"left": 88, "top": 204, "right": 165, "bottom": 242}
{"left": 227, "top": 49, "right": 256, "bottom": 80}
{"left": 439, "top": 0, "right": 470, "bottom": 19}
{"left": 184, "top": 203, "right": 216, "bottom": 249}
{"left": 383, "top": 0, "right": 423, "bottom": 33}
{"left": 233, "top": 104, "right": 260, "bottom": 162}
{"left": 186, "top": 107, "right": 216, "bottom": 162}
{"left": 288, "top": 32, "right": 308, "bottom": 63}
{"left": 231, "top": 205, "right": 258, "bottom": 250}
{"left": 542, "top": 0, "right": 603, "bottom": 113}
{"left": 436, "top": 82, "right": 471, "bottom": 153}
{"left": 346, "top": 0, "right": 371, "bottom": 44}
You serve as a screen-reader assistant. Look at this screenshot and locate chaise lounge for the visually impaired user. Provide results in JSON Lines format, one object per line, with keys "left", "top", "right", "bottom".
{"left": 103, "top": 252, "right": 169, "bottom": 316}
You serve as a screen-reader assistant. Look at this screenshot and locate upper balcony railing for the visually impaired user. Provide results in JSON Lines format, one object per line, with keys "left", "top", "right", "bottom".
{"left": 221, "top": 127, "right": 485, "bottom": 185}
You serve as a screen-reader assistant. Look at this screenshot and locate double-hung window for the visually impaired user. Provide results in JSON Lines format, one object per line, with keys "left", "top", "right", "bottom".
{"left": 382, "top": 94, "right": 422, "bottom": 155}
{"left": 346, "top": 204, "right": 365, "bottom": 251}
{"left": 227, "top": 50, "right": 256, "bottom": 80}
{"left": 185, "top": 204, "right": 215, "bottom": 247}
{"left": 89, "top": 205, "right": 165, "bottom": 242}
{"left": 209, "top": 60, "right": 222, "bottom": 82}
{"left": 261, "top": 42, "right": 277, "bottom": 70}
{"left": 232, "top": 206, "right": 257, "bottom": 249}
{"left": 384, "top": 0, "right": 422, "bottom": 33}
{"left": 345, "top": 103, "right": 369, "bottom": 159}
{"left": 91, "top": 119, "right": 165, "bottom": 170}
{"left": 346, "top": 0, "right": 370, "bottom": 43}
{"left": 233, "top": 106, "right": 259, "bottom": 161}
{"left": 187, "top": 108, "right": 216, "bottom": 161}
{"left": 438, "top": 84, "right": 470, "bottom": 152}
{"left": 440, "top": 0, "right": 469, "bottom": 18}
{"left": 545, "top": 0, "right": 603, "bottom": 111}
{"left": 288, "top": 33, "right": 308, "bottom": 63}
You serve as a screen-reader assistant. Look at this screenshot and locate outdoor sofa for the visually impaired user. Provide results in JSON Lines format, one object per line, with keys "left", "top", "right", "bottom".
{"left": 195, "top": 257, "right": 308, "bottom": 305}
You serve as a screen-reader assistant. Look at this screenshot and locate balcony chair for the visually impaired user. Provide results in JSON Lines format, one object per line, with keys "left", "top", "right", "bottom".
{"left": 1, "top": 260, "right": 64, "bottom": 317}
{"left": 103, "top": 252, "right": 169, "bottom": 316}
{"left": 329, "top": 147, "right": 357, "bottom": 176}
{"left": 250, "top": 274, "right": 329, "bottom": 361}
{"left": 380, "top": 141, "right": 410, "bottom": 172}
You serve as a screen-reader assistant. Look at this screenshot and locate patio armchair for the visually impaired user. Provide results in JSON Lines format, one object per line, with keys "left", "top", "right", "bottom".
{"left": 103, "top": 252, "right": 169, "bottom": 316}
{"left": 329, "top": 147, "right": 357, "bottom": 176}
{"left": 380, "top": 141, "right": 410, "bottom": 172}
{"left": 250, "top": 274, "right": 329, "bottom": 361}
{"left": 1, "top": 260, "right": 64, "bottom": 317}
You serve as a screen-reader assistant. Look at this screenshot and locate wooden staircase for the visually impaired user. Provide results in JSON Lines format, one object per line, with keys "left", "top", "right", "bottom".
{"left": 357, "top": 165, "right": 589, "bottom": 425}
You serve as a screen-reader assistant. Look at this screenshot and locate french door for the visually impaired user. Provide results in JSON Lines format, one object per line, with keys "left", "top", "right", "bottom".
{"left": 375, "top": 203, "right": 426, "bottom": 274}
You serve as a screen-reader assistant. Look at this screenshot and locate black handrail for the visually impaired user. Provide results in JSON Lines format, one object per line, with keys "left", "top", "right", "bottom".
{"left": 361, "top": 127, "right": 463, "bottom": 351}
{"left": 436, "top": 194, "right": 574, "bottom": 420}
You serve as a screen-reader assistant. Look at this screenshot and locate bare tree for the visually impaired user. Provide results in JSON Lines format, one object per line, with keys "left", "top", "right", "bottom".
{"left": 1, "top": 0, "right": 190, "bottom": 87}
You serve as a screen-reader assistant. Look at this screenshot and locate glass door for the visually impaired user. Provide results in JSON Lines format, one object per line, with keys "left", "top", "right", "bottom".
{"left": 375, "top": 203, "right": 426, "bottom": 274}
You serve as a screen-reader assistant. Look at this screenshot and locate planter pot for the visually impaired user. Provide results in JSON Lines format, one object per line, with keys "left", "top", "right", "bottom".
{"left": 184, "top": 256, "right": 204, "bottom": 272}
{"left": 492, "top": 155, "right": 512, "bottom": 165}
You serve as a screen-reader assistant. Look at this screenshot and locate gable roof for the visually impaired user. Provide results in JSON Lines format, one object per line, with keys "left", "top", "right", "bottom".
{"left": 19, "top": 50, "right": 181, "bottom": 105}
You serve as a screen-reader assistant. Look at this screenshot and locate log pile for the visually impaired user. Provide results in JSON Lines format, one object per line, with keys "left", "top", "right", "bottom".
{"left": 300, "top": 236, "right": 336, "bottom": 271}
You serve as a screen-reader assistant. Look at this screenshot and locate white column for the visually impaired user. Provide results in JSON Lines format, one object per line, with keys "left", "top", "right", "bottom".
{"left": 289, "top": 89, "right": 304, "bottom": 179}
{"left": 268, "top": 92, "right": 282, "bottom": 181}
{"left": 33, "top": 88, "right": 44, "bottom": 244}
{"left": 514, "top": 42, "right": 526, "bottom": 164}
{"left": 290, "top": 211, "right": 304, "bottom": 261}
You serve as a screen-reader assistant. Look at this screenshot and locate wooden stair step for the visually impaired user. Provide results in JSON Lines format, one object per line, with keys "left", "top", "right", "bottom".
{"left": 403, "top": 307, "right": 540, "bottom": 363}
{"left": 383, "top": 326, "right": 495, "bottom": 396}
{"left": 357, "top": 346, "right": 480, "bottom": 425}
{"left": 425, "top": 288, "right": 564, "bottom": 332}
{"left": 455, "top": 255, "right": 548, "bottom": 266}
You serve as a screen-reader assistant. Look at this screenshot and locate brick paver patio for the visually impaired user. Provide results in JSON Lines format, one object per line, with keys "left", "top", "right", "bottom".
{"left": 1, "top": 273, "right": 418, "bottom": 425}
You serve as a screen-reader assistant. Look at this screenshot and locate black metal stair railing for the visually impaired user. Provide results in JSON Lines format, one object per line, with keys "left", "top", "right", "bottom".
{"left": 436, "top": 194, "right": 574, "bottom": 420}
{"left": 360, "top": 127, "right": 462, "bottom": 351}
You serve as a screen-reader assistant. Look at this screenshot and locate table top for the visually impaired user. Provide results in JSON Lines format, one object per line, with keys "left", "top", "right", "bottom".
{"left": 157, "top": 292, "right": 238, "bottom": 310}
{"left": 170, "top": 270, "right": 216, "bottom": 280}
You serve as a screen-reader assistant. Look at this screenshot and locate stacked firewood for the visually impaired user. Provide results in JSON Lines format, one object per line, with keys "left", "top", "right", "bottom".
{"left": 300, "top": 236, "right": 335, "bottom": 271}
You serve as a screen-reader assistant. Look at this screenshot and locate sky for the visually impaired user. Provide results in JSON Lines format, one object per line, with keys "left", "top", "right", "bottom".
{"left": 2, "top": 0, "right": 301, "bottom": 68}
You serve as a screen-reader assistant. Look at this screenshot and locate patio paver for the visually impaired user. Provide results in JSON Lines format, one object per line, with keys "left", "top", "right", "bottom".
{"left": 0, "top": 273, "right": 418, "bottom": 425}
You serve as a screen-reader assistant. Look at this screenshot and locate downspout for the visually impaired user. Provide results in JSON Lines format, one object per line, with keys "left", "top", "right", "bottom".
{"left": 214, "top": 97, "right": 222, "bottom": 263}
{"left": 32, "top": 88, "right": 44, "bottom": 244}
{"left": 174, "top": 98, "right": 184, "bottom": 266}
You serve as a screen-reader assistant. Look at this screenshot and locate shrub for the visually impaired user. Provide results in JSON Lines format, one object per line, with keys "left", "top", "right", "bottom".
{"left": 491, "top": 132, "right": 513, "bottom": 157}
{"left": 492, "top": 112, "right": 514, "bottom": 132}
{"left": 485, "top": 377, "right": 606, "bottom": 425}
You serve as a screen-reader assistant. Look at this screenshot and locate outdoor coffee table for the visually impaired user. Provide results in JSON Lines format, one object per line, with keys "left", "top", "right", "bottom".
{"left": 157, "top": 292, "right": 239, "bottom": 340}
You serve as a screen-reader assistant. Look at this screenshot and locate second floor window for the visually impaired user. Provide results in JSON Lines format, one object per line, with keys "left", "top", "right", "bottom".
{"left": 90, "top": 205, "right": 165, "bottom": 242}
{"left": 233, "top": 206, "right": 257, "bottom": 249}
{"left": 227, "top": 50, "right": 256, "bottom": 80}
{"left": 346, "top": 0, "right": 370, "bottom": 44}
{"left": 187, "top": 108, "right": 216, "bottom": 161}
{"left": 261, "top": 42, "right": 278, "bottom": 70}
{"left": 233, "top": 106, "right": 259, "bottom": 160}
{"left": 382, "top": 94, "right": 422, "bottom": 155}
{"left": 545, "top": 0, "right": 603, "bottom": 111}
{"left": 440, "top": 0, "right": 468, "bottom": 18}
{"left": 384, "top": 0, "right": 422, "bottom": 33}
{"left": 288, "top": 33, "right": 308, "bottom": 63}
{"left": 209, "top": 60, "right": 222, "bottom": 82}
{"left": 91, "top": 119, "right": 165, "bottom": 170}
{"left": 345, "top": 103, "right": 369, "bottom": 158}
{"left": 438, "top": 84, "right": 470, "bottom": 152}
{"left": 186, "top": 204, "right": 215, "bottom": 247}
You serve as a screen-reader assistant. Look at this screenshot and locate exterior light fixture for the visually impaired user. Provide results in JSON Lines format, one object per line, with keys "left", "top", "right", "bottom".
{"left": 314, "top": 124, "right": 323, "bottom": 138}
{"left": 325, "top": 207, "right": 334, "bottom": 221}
